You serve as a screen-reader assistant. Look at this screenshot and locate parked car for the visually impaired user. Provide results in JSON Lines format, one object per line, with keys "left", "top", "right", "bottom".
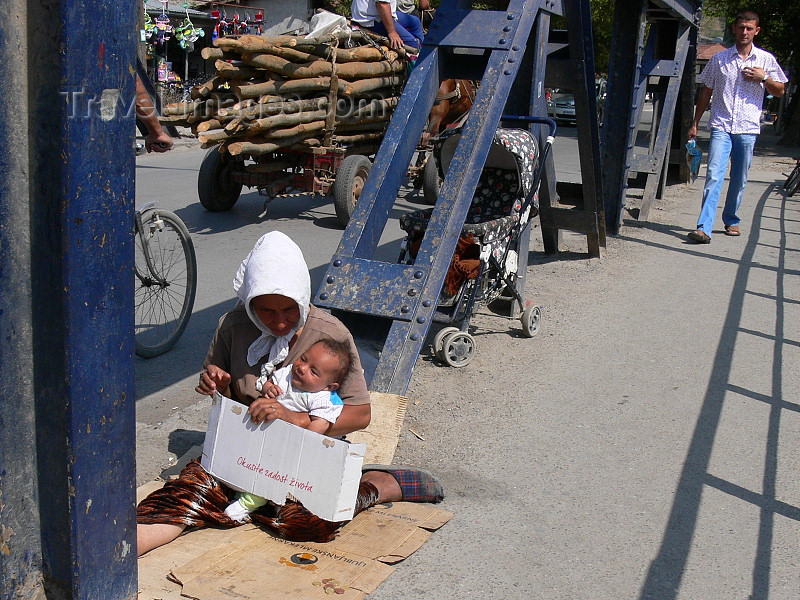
{"left": 546, "top": 90, "right": 576, "bottom": 124}
{"left": 546, "top": 81, "right": 608, "bottom": 127}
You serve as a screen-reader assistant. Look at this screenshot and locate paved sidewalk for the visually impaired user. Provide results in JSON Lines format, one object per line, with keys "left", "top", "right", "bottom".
{"left": 369, "top": 131, "right": 800, "bottom": 599}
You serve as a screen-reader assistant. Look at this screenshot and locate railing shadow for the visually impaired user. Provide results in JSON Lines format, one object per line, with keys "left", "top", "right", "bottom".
{"left": 636, "top": 184, "right": 800, "bottom": 599}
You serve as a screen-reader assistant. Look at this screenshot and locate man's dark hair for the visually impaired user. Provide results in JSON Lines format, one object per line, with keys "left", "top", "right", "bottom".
{"left": 735, "top": 10, "right": 760, "bottom": 26}
{"left": 316, "top": 338, "right": 354, "bottom": 384}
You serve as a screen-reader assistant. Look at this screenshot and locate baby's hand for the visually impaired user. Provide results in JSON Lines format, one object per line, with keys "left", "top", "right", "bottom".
{"left": 261, "top": 382, "right": 283, "bottom": 399}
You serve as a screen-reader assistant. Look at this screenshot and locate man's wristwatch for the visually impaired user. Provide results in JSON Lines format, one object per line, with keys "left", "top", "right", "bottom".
{"left": 762, "top": 75, "right": 769, "bottom": 83}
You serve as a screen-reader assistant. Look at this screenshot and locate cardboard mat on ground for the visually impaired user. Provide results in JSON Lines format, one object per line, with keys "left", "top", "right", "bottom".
{"left": 137, "top": 501, "right": 452, "bottom": 600}
{"left": 137, "top": 392, "right": 451, "bottom": 599}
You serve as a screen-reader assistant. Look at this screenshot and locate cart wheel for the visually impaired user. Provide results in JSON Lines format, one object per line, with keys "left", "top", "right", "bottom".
{"left": 441, "top": 331, "right": 476, "bottom": 368}
{"left": 521, "top": 304, "right": 542, "bottom": 338}
{"left": 198, "top": 148, "right": 243, "bottom": 211}
{"left": 422, "top": 153, "right": 441, "bottom": 205}
{"left": 333, "top": 154, "right": 371, "bottom": 227}
{"left": 432, "top": 326, "right": 460, "bottom": 361}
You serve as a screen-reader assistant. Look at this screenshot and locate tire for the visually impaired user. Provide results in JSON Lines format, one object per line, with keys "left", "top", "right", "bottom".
{"left": 333, "top": 154, "right": 372, "bottom": 227}
{"left": 785, "top": 162, "right": 800, "bottom": 197}
{"left": 134, "top": 209, "right": 197, "bottom": 358}
{"left": 441, "top": 331, "right": 476, "bottom": 368}
{"left": 198, "top": 148, "right": 243, "bottom": 211}
{"left": 521, "top": 304, "right": 542, "bottom": 338}
{"left": 422, "top": 153, "right": 441, "bottom": 205}
{"left": 433, "top": 326, "right": 460, "bottom": 361}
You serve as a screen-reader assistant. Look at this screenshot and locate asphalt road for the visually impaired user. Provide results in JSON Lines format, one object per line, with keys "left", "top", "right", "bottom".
{"left": 134, "top": 113, "right": 800, "bottom": 599}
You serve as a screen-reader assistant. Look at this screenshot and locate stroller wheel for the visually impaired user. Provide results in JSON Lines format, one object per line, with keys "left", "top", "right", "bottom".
{"left": 521, "top": 304, "right": 542, "bottom": 338}
{"left": 441, "top": 331, "right": 476, "bottom": 368}
{"left": 433, "top": 326, "right": 460, "bottom": 361}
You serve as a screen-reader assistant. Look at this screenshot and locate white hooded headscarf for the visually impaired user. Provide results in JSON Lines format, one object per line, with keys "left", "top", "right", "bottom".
{"left": 232, "top": 231, "right": 311, "bottom": 385}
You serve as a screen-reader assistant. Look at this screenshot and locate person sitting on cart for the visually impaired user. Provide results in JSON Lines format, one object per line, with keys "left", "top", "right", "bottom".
{"left": 136, "top": 75, "right": 173, "bottom": 153}
{"left": 351, "top": 0, "right": 424, "bottom": 51}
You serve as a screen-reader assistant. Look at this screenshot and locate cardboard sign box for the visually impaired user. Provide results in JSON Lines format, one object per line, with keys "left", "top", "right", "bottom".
{"left": 201, "top": 393, "right": 366, "bottom": 522}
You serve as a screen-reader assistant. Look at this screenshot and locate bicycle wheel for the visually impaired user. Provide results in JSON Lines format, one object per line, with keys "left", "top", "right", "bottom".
{"left": 134, "top": 208, "right": 197, "bottom": 358}
{"left": 785, "top": 162, "right": 800, "bottom": 197}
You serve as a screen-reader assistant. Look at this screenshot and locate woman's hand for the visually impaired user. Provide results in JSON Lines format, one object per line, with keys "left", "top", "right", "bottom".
{"left": 196, "top": 365, "right": 231, "bottom": 397}
{"left": 248, "top": 397, "right": 311, "bottom": 428}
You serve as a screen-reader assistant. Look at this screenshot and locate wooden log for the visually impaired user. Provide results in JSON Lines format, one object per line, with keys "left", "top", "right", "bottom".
{"left": 343, "top": 76, "right": 405, "bottom": 96}
{"left": 227, "top": 131, "right": 316, "bottom": 156}
{"left": 229, "top": 97, "right": 328, "bottom": 121}
{"left": 231, "top": 77, "right": 347, "bottom": 99}
{"left": 201, "top": 47, "right": 240, "bottom": 61}
{"left": 233, "top": 41, "right": 398, "bottom": 64}
{"left": 191, "top": 76, "right": 220, "bottom": 99}
{"left": 215, "top": 32, "right": 371, "bottom": 53}
{"left": 333, "top": 132, "right": 385, "bottom": 145}
{"left": 248, "top": 108, "right": 329, "bottom": 135}
{"left": 336, "top": 97, "right": 399, "bottom": 122}
{"left": 287, "top": 138, "right": 321, "bottom": 151}
{"left": 195, "top": 118, "right": 231, "bottom": 133}
{"left": 214, "top": 60, "right": 264, "bottom": 80}
{"left": 198, "top": 129, "right": 235, "bottom": 144}
{"left": 263, "top": 120, "right": 326, "bottom": 140}
{"left": 242, "top": 52, "right": 405, "bottom": 79}
{"left": 224, "top": 115, "right": 247, "bottom": 134}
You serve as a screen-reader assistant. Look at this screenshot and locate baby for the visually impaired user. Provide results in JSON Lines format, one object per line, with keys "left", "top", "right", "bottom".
{"left": 224, "top": 338, "right": 354, "bottom": 522}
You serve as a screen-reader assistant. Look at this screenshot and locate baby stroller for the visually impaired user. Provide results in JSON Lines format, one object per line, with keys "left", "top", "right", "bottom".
{"left": 398, "top": 116, "right": 556, "bottom": 367}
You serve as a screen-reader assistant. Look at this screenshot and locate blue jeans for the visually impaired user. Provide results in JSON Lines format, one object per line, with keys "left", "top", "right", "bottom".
{"left": 369, "top": 12, "right": 424, "bottom": 49}
{"left": 697, "top": 128, "right": 757, "bottom": 236}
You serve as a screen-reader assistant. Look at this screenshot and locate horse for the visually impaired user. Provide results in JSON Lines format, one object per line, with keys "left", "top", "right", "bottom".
{"left": 421, "top": 79, "right": 478, "bottom": 147}
{"left": 410, "top": 78, "right": 478, "bottom": 197}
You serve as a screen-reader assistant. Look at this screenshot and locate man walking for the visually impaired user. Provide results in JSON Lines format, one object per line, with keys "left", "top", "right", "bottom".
{"left": 687, "top": 10, "right": 787, "bottom": 244}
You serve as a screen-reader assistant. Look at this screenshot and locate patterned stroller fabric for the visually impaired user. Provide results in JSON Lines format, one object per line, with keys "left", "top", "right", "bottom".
{"left": 399, "top": 127, "right": 539, "bottom": 303}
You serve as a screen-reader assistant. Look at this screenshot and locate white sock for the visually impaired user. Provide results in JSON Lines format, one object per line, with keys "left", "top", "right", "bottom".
{"left": 224, "top": 499, "right": 252, "bottom": 522}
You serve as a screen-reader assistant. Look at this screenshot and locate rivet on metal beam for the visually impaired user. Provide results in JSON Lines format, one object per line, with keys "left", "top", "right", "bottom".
{"left": 416, "top": 316, "right": 427, "bottom": 324}
{"left": 401, "top": 305, "right": 410, "bottom": 313}
{"left": 319, "top": 292, "right": 328, "bottom": 300}
{"left": 507, "top": 13, "right": 516, "bottom": 19}
{"left": 422, "top": 300, "right": 431, "bottom": 307}
{"left": 414, "top": 271, "right": 423, "bottom": 279}
{"left": 326, "top": 276, "right": 335, "bottom": 283}
{"left": 410, "top": 333, "right": 421, "bottom": 341}
{"left": 408, "top": 289, "right": 417, "bottom": 296}
{"left": 333, "top": 259, "right": 342, "bottom": 267}
{"left": 499, "top": 39, "right": 507, "bottom": 44}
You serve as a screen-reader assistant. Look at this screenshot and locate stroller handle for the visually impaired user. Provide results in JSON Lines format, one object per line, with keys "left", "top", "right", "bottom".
{"left": 500, "top": 115, "right": 557, "bottom": 144}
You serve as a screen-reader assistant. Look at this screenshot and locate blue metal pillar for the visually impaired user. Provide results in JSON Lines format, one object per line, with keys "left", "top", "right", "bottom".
{"left": 1, "top": 1, "right": 138, "bottom": 598}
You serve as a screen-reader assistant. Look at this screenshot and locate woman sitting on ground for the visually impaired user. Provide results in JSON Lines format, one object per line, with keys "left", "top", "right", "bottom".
{"left": 137, "top": 231, "right": 443, "bottom": 555}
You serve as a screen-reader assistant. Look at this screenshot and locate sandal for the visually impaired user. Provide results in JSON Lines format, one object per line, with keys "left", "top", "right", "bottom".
{"left": 687, "top": 229, "right": 711, "bottom": 244}
{"left": 363, "top": 465, "right": 444, "bottom": 503}
{"left": 724, "top": 225, "right": 741, "bottom": 236}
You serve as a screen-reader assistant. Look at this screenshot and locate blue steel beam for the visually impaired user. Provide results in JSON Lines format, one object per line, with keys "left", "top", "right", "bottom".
{"left": 317, "top": 0, "right": 544, "bottom": 394}
{"left": 1, "top": 1, "right": 138, "bottom": 598}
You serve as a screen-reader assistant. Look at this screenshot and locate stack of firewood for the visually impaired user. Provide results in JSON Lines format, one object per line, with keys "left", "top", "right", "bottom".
{"left": 158, "top": 30, "right": 411, "bottom": 159}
